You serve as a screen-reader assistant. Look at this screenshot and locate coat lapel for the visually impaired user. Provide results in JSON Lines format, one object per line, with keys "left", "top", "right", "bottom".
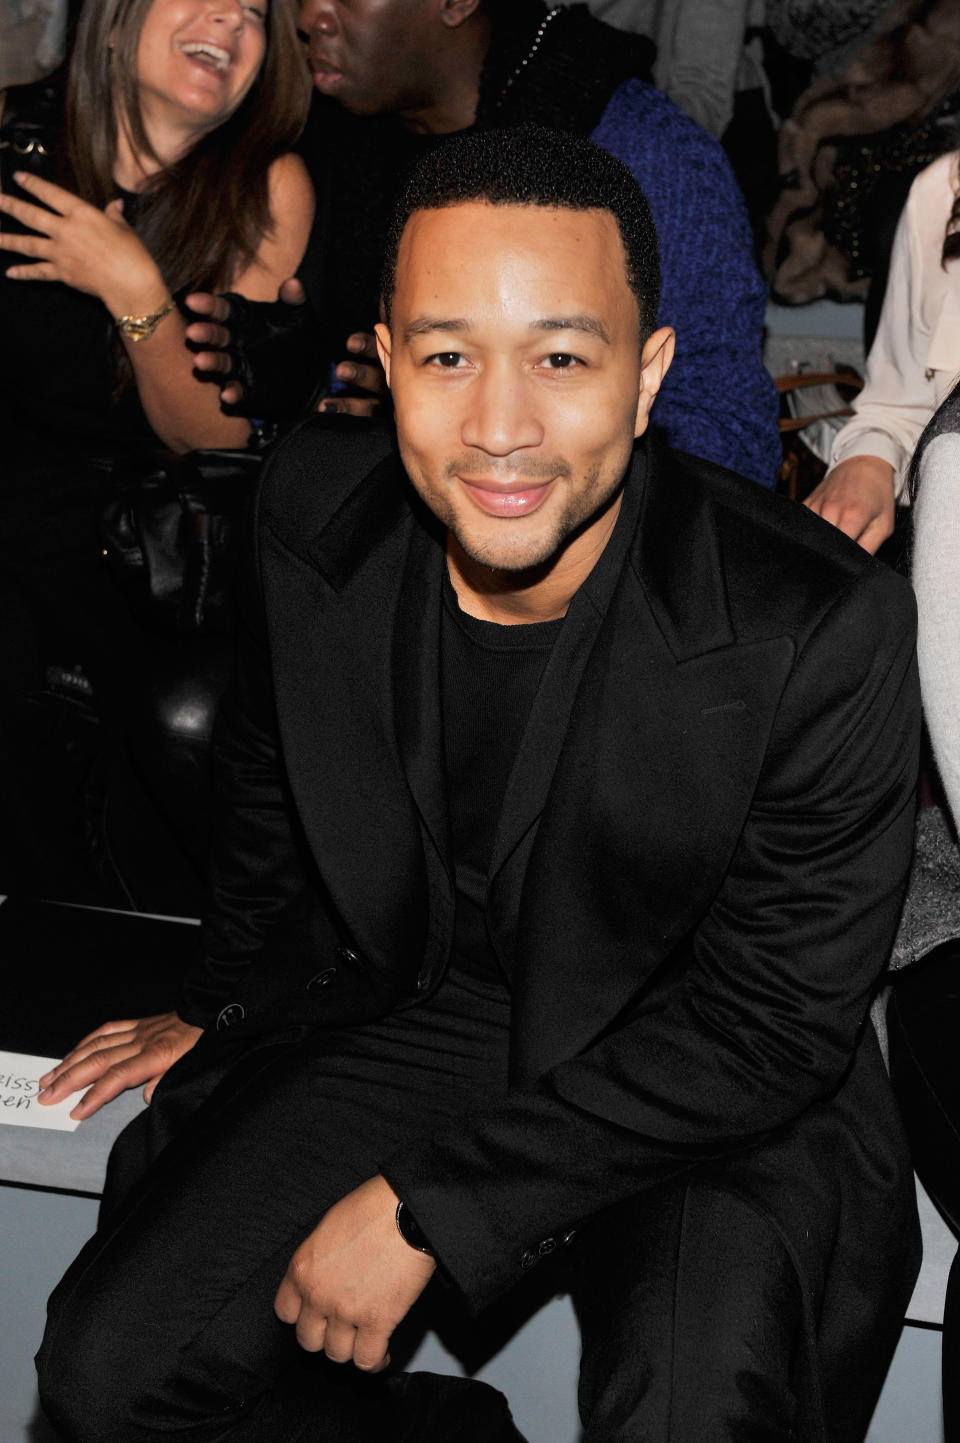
{"left": 391, "top": 507, "right": 451, "bottom": 879}
{"left": 262, "top": 448, "right": 438, "bottom": 979}
{"left": 488, "top": 439, "right": 796, "bottom": 1082}
{"left": 485, "top": 449, "right": 651, "bottom": 971}
{"left": 391, "top": 505, "right": 456, "bottom": 975}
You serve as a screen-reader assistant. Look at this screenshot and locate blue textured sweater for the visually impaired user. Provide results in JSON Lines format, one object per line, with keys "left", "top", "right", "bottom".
{"left": 593, "top": 81, "right": 781, "bottom": 488}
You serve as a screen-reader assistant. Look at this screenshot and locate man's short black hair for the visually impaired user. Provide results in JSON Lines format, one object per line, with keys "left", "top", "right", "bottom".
{"left": 381, "top": 124, "right": 661, "bottom": 346}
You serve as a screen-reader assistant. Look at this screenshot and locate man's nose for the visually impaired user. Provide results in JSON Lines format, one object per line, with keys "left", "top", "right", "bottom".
{"left": 298, "top": 0, "right": 336, "bottom": 35}
{"left": 460, "top": 364, "right": 544, "bottom": 456}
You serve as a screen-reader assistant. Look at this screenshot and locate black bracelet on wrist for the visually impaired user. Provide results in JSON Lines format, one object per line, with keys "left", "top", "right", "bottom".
{"left": 395, "top": 1200, "right": 435, "bottom": 1257}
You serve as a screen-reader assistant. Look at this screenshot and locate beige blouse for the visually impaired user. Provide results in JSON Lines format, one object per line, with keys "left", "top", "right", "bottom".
{"left": 829, "top": 150, "right": 960, "bottom": 500}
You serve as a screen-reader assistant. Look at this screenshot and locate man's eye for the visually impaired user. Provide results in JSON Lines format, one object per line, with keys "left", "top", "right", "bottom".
{"left": 541, "top": 353, "right": 581, "bottom": 369}
{"left": 426, "top": 352, "right": 466, "bottom": 368}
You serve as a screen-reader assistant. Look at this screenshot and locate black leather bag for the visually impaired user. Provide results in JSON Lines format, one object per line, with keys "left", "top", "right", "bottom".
{"left": 99, "top": 446, "right": 261, "bottom": 635}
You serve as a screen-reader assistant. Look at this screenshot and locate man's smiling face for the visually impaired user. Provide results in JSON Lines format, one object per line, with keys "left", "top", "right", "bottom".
{"left": 376, "top": 200, "right": 672, "bottom": 586}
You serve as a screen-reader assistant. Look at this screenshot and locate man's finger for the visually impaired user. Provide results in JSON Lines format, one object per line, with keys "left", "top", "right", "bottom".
{"left": 39, "top": 1021, "right": 138, "bottom": 1087}
{"left": 39, "top": 1032, "right": 138, "bottom": 1091}
{"left": 335, "top": 360, "right": 384, "bottom": 394}
{"left": 273, "top": 1274, "right": 301, "bottom": 1325}
{"left": 72, "top": 1018, "right": 141, "bottom": 1047}
{"left": 39, "top": 1040, "right": 140, "bottom": 1105}
{"left": 185, "top": 320, "right": 232, "bottom": 349}
{"left": 353, "top": 1326, "right": 390, "bottom": 1372}
{"left": 184, "top": 291, "right": 232, "bottom": 322}
{"left": 322, "top": 1319, "right": 359, "bottom": 1364}
{"left": 345, "top": 331, "right": 378, "bottom": 361}
{"left": 279, "top": 276, "right": 307, "bottom": 306}
{"left": 319, "top": 397, "right": 378, "bottom": 417}
{"left": 192, "top": 349, "right": 234, "bottom": 376}
{"left": 68, "top": 1050, "right": 170, "bottom": 1119}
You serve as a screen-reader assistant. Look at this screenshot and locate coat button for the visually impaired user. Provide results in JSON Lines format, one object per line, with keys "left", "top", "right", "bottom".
{"left": 216, "top": 1002, "right": 245, "bottom": 1031}
{"left": 519, "top": 1248, "right": 537, "bottom": 1270}
{"left": 416, "top": 969, "right": 429, "bottom": 992}
{"left": 538, "top": 1237, "right": 557, "bottom": 1257}
{"left": 561, "top": 1229, "right": 577, "bottom": 1247}
{"left": 336, "top": 944, "right": 359, "bottom": 964}
{"left": 306, "top": 967, "right": 337, "bottom": 992}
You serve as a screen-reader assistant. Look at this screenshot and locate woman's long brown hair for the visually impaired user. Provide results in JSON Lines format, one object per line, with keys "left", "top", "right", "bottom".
{"left": 65, "top": 0, "right": 311, "bottom": 295}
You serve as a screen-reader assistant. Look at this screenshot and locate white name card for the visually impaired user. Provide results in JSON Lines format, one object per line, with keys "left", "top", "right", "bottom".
{"left": 0, "top": 1050, "right": 81, "bottom": 1131}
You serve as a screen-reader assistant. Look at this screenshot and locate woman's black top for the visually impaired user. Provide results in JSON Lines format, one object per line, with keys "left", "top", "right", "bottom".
{"left": 0, "top": 75, "right": 152, "bottom": 513}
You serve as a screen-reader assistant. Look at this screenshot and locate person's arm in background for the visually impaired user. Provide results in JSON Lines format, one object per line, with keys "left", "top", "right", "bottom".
{"left": 0, "top": 152, "right": 314, "bottom": 452}
{"left": 914, "top": 425, "right": 960, "bottom": 826}
{"left": 805, "top": 163, "right": 946, "bottom": 551}
{"left": 651, "top": 0, "right": 752, "bottom": 139}
{"left": 591, "top": 78, "right": 781, "bottom": 487}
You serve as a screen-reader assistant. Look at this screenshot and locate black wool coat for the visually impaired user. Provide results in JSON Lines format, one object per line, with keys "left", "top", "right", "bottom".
{"left": 181, "top": 417, "right": 921, "bottom": 1410}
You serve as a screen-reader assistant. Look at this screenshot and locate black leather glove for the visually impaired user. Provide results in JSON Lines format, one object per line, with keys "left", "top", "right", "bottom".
{"left": 211, "top": 290, "right": 329, "bottom": 422}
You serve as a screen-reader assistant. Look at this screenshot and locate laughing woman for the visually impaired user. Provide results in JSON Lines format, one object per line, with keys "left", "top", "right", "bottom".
{"left": 0, "top": 0, "right": 312, "bottom": 892}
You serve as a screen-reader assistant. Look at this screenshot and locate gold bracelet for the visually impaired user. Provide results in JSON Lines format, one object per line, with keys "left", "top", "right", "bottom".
{"left": 115, "top": 297, "right": 176, "bottom": 342}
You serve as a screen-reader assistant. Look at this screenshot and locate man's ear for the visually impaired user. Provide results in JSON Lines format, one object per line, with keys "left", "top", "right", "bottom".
{"left": 440, "top": 0, "right": 483, "bottom": 29}
{"left": 374, "top": 322, "right": 393, "bottom": 387}
{"left": 633, "top": 325, "right": 675, "bottom": 438}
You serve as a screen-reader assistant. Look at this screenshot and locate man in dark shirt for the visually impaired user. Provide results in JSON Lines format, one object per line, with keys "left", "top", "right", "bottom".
{"left": 188, "top": 0, "right": 781, "bottom": 485}
{"left": 37, "top": 127, "right": 919, "bottom": 1443}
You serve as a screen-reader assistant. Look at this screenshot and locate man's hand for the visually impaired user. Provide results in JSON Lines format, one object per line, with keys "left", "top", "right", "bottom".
{"left": 803, "top": 454, "right": 897, "bottom": 553}
{"left": 274, "top": 1175, "right": 436, "bottom": 1371}
{"left": 37, "top": 1013, "right": 202, "bottom": 1120}
{"left": 324, "top": 332, "right": 385, "bottom": 417}
{"left": 185, "top": 288, "right": 255, "bottom": 407}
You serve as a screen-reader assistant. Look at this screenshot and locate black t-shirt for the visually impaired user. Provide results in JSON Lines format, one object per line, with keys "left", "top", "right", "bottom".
{"left": 440, "top": 570, "right": 562, "bottom": 981}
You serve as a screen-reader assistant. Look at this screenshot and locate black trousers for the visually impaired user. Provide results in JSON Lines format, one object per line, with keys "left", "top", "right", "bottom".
{"left": 38, "top": 967, "right": 829, "bottom": 1443}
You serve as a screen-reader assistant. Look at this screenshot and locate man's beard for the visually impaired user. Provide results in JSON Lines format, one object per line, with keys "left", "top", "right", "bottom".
{"left": 434, "top": 454, "right": 612, "bottom": 575}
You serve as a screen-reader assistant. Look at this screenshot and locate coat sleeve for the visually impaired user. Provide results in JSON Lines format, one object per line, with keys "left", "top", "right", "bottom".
{"left": 591, "top": 79, "right": 781, "bottom": 488}
{"left": 828, "top": 155, "right": 956, "bottom": 500}
{"left": 382, "top": 565, "right": 919, "bottom": 1311}
{"left": 176, "top": 488, "right": 310, "bottom": 1029}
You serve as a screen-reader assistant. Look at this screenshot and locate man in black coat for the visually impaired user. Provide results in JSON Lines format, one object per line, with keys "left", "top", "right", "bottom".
{"left": 36, "top": 127, "right": 920, "bottom": 1443}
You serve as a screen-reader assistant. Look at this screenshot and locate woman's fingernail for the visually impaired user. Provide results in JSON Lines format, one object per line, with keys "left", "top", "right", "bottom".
{"left": 337, "top": 362, "right": 357, "bottom": 380}
{"left": 322, "top": 401, "right": 339, "bottom": 413}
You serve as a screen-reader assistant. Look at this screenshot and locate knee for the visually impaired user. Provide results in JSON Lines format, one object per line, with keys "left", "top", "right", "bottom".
{"left": 576, "top": 1184, "right": 804, "bottom": 1443}
{"left": 36, "top": 1275, "right": 152, "bottom": 1443}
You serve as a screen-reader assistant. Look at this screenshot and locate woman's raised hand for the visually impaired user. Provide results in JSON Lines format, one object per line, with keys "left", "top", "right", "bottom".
{"left": 0, "top": 170, "right": 167, "bottom": 316}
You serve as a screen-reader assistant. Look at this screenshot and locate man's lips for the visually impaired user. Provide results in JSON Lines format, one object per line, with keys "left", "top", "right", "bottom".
{"left": 459, "top": 477, "right": 557, "bottom": 518}
{"left": 309, "top": 51, "right": 345, "bottom": 91}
